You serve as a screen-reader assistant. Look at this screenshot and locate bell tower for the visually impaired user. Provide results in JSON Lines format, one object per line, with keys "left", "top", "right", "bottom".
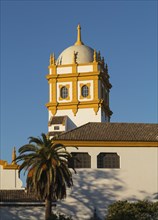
{"left": 46, "top": 25, "right": 112, "bottom": 136}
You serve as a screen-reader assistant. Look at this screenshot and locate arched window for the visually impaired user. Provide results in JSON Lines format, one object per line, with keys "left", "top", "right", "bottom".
{"left": 60, "top": 86, "right": 68, "bottom": 99}
{"left": 69, "top": 152, "right": 91, "bottom": 168}
{"left": 97, "top": 153, "right": 120, "bottom": 168}
{"left": 81, "top": 85, "right": 89, "bottom": 97}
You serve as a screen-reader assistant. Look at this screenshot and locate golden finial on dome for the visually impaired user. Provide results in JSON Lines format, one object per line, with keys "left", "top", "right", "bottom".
{"left": 93, "top": 50, "right": 97, "bottom": 62}
{"left": 12, "top": 147, "right": 17, "bottom": 165}
{"left": 50, "top": 53, "right": 55, "bottom": 65}
{"left": 75, "top": 24, "right": 84, "bottom": 46}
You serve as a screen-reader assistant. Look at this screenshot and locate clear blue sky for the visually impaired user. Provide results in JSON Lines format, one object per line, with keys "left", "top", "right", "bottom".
{"left": 1, "top": 1, "right": 157, "bottom": 166}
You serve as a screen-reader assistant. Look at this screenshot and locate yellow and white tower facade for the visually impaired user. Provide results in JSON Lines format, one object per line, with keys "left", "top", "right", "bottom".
{"left": 46, "top": 25, "right": 112, "bottom": 136}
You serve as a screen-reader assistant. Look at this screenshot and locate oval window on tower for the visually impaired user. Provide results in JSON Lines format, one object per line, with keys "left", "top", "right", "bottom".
{"left": 81, "top": 85, "right": 89, "bottom": 97}
{"left": 60, "top": 86, "right": 68, "bottom": 99}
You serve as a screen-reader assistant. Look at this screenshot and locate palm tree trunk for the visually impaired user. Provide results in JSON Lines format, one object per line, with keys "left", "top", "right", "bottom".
{"left": 45, "top": 196, "right": 52, "bottom": 220}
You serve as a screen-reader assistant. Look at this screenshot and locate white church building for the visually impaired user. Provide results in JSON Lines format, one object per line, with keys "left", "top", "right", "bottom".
{"left": 0, "top": 25, "right": 158, "bottom": 220}
{"left": 45, "top": 24, "right": 158, "bottom": 219}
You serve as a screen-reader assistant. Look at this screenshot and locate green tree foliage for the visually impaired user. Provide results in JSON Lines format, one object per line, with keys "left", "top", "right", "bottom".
{"left": 105, "top": 200, "right": 158, "bottom": 220}
{"left": 15, "top": 133, "right": 75, "bottom": 220}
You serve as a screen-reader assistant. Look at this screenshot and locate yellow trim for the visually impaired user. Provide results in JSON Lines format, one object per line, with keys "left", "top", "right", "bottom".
{"left": 74, "top": 24, "right": 84, "bottom": 46}
{"left": 57, "top": 75, "right": 99, "bottom": 82}
{"left": 46, "top": 60, "right": 112, "bottom": 116}
{"left": 53, "top": 140, "right": 158, "bottom": 147}
{"left": 48, "top": 53, "right": 57, "bottom": 75}
{"left": 50, "top": 79, "right": 57, "bottom": 103}
{"left": 57, "top": 62, "right": 95, "bottom": 68}
{"left": 56, "top": 64, "right": 74, "bottom": 68}
{"left": 59, "top": 84, "right": 70, "bottom": 101}
{"left": 0, "top": 160, "right": 19, "bottom": 170}
{"left": 72, "top": 78, "right": 78, "bottom": 116}
{"left": 72, "top": 107, "right": 78, "bottom": 116}
{"left": 49, "top": 53, "right": 55, "bottom": 65}
{"left": 47, "top": 70, "right": 112, "bottom": 92}
{"left": 12, "top": 147, "right": 17, "bottom": 165}
{"left": 46, "top": 99, "right": 101, "bottom": 107}
{"left": 93, "top": 51, "right": 98, "bottom": 71}
{"left": 46, "top": 100, "right": 103, "bottom": 116}
{"left": 0, "top": 160, "right": 7, "bottom": 166}
{"left": 93, "top": 50, "right": 97, "bottom": 62}
{"left": 46, "top": 72, "right": 100, "bottom": 81}
{"left": 48, "top": 107, "right": 57, "bottom": 116}
{"left": 80, "top": 83, "right": 91, "bottom": 99}
{"left": 48, "top": 65, "right": 57, "bottom": 75}
{"left": 93, "top": 76, "right": 99, "bottom": 101}
{"left": 72, "top": 63, "right": 77, "bottom": 73}
{"left": 72, "top": 80, "right": 78, "bottom": 102}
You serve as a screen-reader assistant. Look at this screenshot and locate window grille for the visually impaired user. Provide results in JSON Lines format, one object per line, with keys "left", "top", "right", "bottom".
{"left": 81, "top": 85, "right": 89, "bottom": 97}
{"left": 97, "top": 153, "right": 120, "bottom": 168}
{"left": 69, "top": 152, "right": 91, "bottom": 168}
{"left": 54, "top": 126, "right": 60, "bottom": 130}
{"left": 60, "top": 86, "right": 68, "bottom": 99}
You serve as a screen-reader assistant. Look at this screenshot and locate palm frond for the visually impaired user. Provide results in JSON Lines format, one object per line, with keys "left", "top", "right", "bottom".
{"left": 18, "top": 144, "right": 37, "bottom": 154}
{"left": 28, "top": 136, "right": 44, "bottom": 147}
{"left": 15, "top": 133, "right": 76, "bottom": 202}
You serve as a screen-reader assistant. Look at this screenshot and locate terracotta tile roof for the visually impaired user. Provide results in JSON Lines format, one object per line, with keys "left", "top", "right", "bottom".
{"left": 0, "top": 190, "right": 43, "bottom": 203}
{"left": 54, "top": 122, "right": 158, "bottom": 142}
{"left": 48, "top": 116, "right": 67, "bottom": 126}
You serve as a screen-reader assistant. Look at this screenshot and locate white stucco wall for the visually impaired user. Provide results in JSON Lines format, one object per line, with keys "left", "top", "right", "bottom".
{"left": 57, "top": 67, "right": 72, "bottom": 74}
{"left": 77, "top": 65, "right": 93, "bottom": 73}
{"left": 54, "top": 108, "right": 102, "bottom": 130}
{"left": 0, "top": 206, "right": 45, "bottom": 220}
{"left": 0, "top": 166, "right": 23, "bottom": 189}
{"left": 1, "top": 147, "right": 157, "bottom": 219}
{"left": 49, "top": 124, "right": 66, "bottom": 132}
{"left": 55, "top": 65, "right": 93, "bottom": 75}
{"left": 57, "top": 146, "right": 158, "bottom": 219}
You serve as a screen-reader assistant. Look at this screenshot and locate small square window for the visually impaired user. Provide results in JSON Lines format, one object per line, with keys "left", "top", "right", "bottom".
{"left": 54, "top": 126, "right": 60, "bottom": 130}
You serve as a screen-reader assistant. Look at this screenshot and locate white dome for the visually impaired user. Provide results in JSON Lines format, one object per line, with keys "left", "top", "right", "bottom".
{"left": 56, "top": 44, "right": 94, "bottom": 65}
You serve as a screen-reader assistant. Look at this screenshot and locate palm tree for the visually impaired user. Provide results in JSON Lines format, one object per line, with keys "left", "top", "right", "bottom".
{"left": 15, "top": 133, "right": 75, "bottom": 220}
